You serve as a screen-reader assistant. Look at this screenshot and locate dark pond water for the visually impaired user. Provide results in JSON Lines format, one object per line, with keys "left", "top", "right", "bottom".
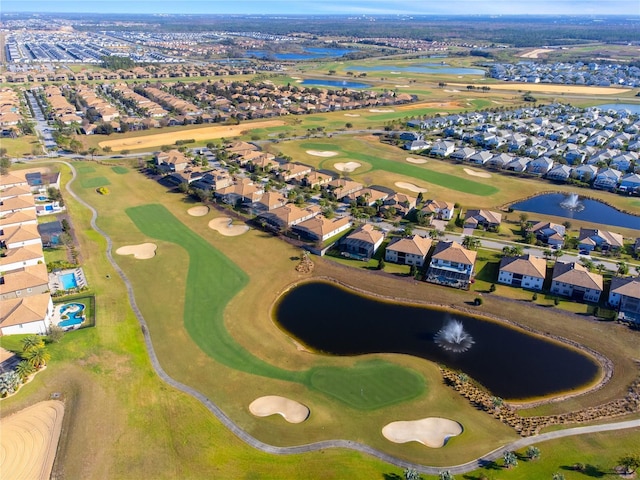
{"left": 594, "top": 103, "right": 640, "bottom": 114}
{"left": 512, "top": 193, "right": 640, "bottom": 231}
{"left": 246, "top": 48, "right": 356, "bottom": 61}
{"left": 300, "top": 79, "right": 371, "bottom": 89}
{"left": 274, "top": 282, "right": 600, "bottom": 400}
{"left": 350, "top": 64, "right": 486, "bottom": 75}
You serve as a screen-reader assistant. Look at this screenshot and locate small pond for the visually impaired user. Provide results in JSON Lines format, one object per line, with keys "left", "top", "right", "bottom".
{"left": 511, "top": 193, "right": 640, "bottom": 231}
{"left": 594, "top": 103, "right": 640, "bottom": 115}
{"left": 300, "top": 79, "right": 371, "bottom": 89}
{"left": 274, "top": 282, "right": 600, "bottom": 400}
{"left": 350, "top": 64, "right": 485, "bottom": 75}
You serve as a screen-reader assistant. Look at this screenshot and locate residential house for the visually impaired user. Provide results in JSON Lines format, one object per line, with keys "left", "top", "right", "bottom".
{"left": 421, "top": 199, "right": 455, "bottom": 221}
{"left": 405, "top": 140, "right": 430, "bottom": 151}
{"left": 619, "top": 173, "right": 640, "bottom": 193}
{"left": 292, "top": 215, "right": 352, "bottom": 243}
{"left": 498, "top": 254, "right": 547, "bottom": 291}
{"left": 527, "top": 156, "right": 554, "bottom": 175}
{"left": 505, "top": 157, "right": 530, "bottom": 172}
{"left": 327, "top": 179, "right": 363, "bottom": 201}
{"left": 251, "top": 192, "right": 288, "bottom": 212}
{"left": 450, "top": 147, "right": 476, "bottom": 161}
{"left": 550, "top": 262, "right": 603, "bottom": 303}
{"left": 156, "top": 150, "right": 189, "bottom": 172}
{"left": 0, "top": 224, "right": 42, "bottom": 249}
{"left": 341, "top": 224, "right": 384, "bottom": 259}
{"left": 608, "top": 276, "right": 640, "bottom": 323}
{"left": 546, "top": 164, "right": 573, "bottom": 182}
{"left": 385, "top": 235, "right": 432, "bottom": 267}
{"left": 382, "top": 193, "right": 416, "bottom": 217}
{"left": 0, "top": 264, "right": 50, "bottom": 300}
{"left": 277, "top": 163, "right": 313, "bottom": 182}
{"left": 0, "top": 194, "right": 36, "bottom": 215}
{"left": 430, "top": 140, "right": 456, "bottom": 157}
{"left": 469, "top": 151, "right": 493, "bottom": 165}
{"left": 37, "top": 220, "right": 64, "bottom": 247}
{"left": 573, "top": 164, "right": 598, "bottom": 182}
{"left": 425, "top": 241, "right": 477, "bottom": 290}
{"left": 301, "top": 171, "right": 334, "bottom": 188}
{"left": 258, "top": 204, "right": 321, "bottom": 230}
{"left": 486, "top": 153, "right": 513, "bottom": 169}
{"left": 344, "top": 188, "right": 389, "bottom": 207}
{"left": 463, "top": 209, "right": 502, "bottom": 230}
{"left": 578, "top": 228, "right": 624, "bottom": 253}
{"left": 214, "top": 178, "right": 264, "bottom": 204}
{"left": 0, "top": 244, "right": 45, "bottom": 272}
{"left": 530, "top": 221, "right": 566, "bottom": 248}
{"left": 0, "top": 210, "right": 38, "bottom": 229}
{"left": 190, "top": 169, "right": 233, "bottom": 191}
{"left": 0, "top": 292, "right": 53, "bottom": 336}
{"left": 593, "top": 167, "right": 622, "bottom": 190}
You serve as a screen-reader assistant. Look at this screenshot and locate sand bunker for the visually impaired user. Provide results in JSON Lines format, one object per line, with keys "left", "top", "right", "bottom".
{"left": 395, "top": 85, "right": 410, "bottom": 88}
{"left": 463, "top": 168, "right": 492, "bottom": 179}
{"left": 306, "top": 150, "right": 339, "bottom": 157}
{"left": 382, "top": 417, "right": 462, "bottom": 448}
{"left": 0, "top": 400, "right": 65, "bottom": 480}
{"left": 406, "top": 157, "right": 427, "bottom": 164}
{"left": 395, "top": 182, "right": 428, "bottom": 193}
{"left": 334, "top": 162, "right": 362, "bottom": 173}
{"left": 444, "top": 89, "right": 460, "bottom": 93}
{"left": 116, "top": 243, "right": 157, "bottom": 260}
{"left": 369, "top": 108, "right": 395, "bottom": 113}
{"left": 344, "top": 113, "right": 361, "bottom": 117}
{"left": 187, "top": 205, "right": 209, "bottom": 217}
{"left": 249, "top": 396, "right": 309, "bottom": 423}
{"left": 208, "top": 217, "right": 249, "bottom": 236}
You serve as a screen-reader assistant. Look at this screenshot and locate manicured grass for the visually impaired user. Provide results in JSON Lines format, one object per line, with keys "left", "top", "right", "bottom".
{"left": 80, "top": 176, "right": 110, "bottom": 188}
{"left": 309, "top": 360, "right": 425, "bottom": 410}
{"left": 111, "top": 166, "right": 129, "bottom": 174}
{"left": 76, "top": 165, "right": 96, "bottom": 174}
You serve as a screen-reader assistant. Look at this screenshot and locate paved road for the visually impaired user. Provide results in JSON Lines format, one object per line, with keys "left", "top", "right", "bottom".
{"left": 44, "top": 159, "right": 640, "bottom": 475}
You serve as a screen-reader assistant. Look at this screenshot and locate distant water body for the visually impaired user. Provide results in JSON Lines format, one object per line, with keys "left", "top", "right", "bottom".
{"left": 300, "top": 79, "right": 371, "bottom": 89}
{"left": 594, "top": 103, "right": 640, "bottom": 114}
{"left": 246, "top": 48, "right": 356, "bottom": 61}
{"left": 351, "top": 64, "right": 485, "bottom": 75}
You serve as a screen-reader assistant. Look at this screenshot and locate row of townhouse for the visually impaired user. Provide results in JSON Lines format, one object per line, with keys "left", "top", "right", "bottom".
{"left": 0, "top": 87, "right": 26, "bottom": 138}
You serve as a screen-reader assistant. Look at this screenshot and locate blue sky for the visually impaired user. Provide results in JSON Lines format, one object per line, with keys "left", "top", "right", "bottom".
{"left": 2, "top": 0, "right": 638, "bottom": 15}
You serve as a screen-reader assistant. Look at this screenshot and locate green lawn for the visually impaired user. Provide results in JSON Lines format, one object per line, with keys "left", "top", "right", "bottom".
{"left": 80, "top": 176, "right": 111, "bottom": 188}
{"left": 111, "top": 166, "right": 129, "bottom": 174}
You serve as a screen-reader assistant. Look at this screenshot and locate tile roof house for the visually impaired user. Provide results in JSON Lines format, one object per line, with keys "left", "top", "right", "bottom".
{"left": 425, "top": 241, "right": 477, "bottom": 290}
{"left": 608, "top": 276, "right": 640, "bottom": 323}
{"left": 292, "top": 215, "right": 352, "bottom": 243}
{"left": 327, "top": 179, "right": 364, "bottom": 201}
{"left": 344, "top": 188, "right": 389, "bottom": 207}
{"left": 463, "top": 209, "right": 502, "bottom": 230}
{"left": 0, "top": 210, "right": 38, "bottom": 229}
{"left": 421, "top": 199, "right": 455, "bottom": 221}
{"left": 498, "top": 254, "right": 547, "bottom": 291}
{"left": 385, "top": 235, "right": 432, "bottom": 267}
{"left": 0, "top": 263, "right": 50, "bottom": 300}
{"left": 251, "top": 192, "right": 288, "bottom": 212}
{"left": 156, "top": 150, "right": 189, "bottom": 172}
{"left": 382, "top": 193, "right": 417, "bottom": 217}
{"left": 578, "top": 228, "right": 624, "bottom": 253}
{"left": 341, "top": 224, "right": 385, "bottom": 259}
{"left": 0, "top": 292, "right": 53, "bottom": 336}
{"left": 214, "top": 178, "right": 264, "bottom": 204}
{"left": 0, "top": 224, "right": 42, "bottom": 249}
{"left": 550, "top": 261, "right": 603, "bottom": 303}
{"left": 0, "top": 244, "right": 45, "bottom": 273}
{"left": 258, "top": 204, "right": 321, "bottom": 230}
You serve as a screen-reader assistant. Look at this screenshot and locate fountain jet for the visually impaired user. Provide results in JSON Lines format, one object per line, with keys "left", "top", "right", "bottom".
{"left": 434, "top": 320, "right": 475, "bottom": 353}
{"left": 560, "top": 193, "right": 584, "bottom": 211}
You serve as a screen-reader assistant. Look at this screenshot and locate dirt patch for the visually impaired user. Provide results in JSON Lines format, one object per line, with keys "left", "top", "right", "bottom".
{"left": 306, "top": 150, "right": 339, "bottom": 157}
{"left": 520, "top": 48, "right": 553, "bottom": 59}
{"left": 115, "top": 243, "right": 157, "bottom": 259}
{"left": 382, "top": 417, "right": 462, "bottom": 448}
{"left": 98, "top": 120, "right": 285, "bottom": 152}
{"left": 187, "top": 205, "right": 209, "bottom": 217}
{"left": 406, "top": 157, "right": 427, "bottom": 164}
{"left": 395, "top": 85, "right": 410, "bottom": 88}
{"left": 369, "top": 108, "right": 395, "bottom": 113}
{"left": 0, "top": 400, "right": 65, "bottom": 480}
{"left": 344, "top": 114, "right": 361, "bottom": 117}
{"left": 394, "top": 181, "right": 428, "bottom": 193}
{"left": 208, "top": 217, "right": 249, "bottom": 236}
{"left": 449, "top": 82, "right": 630, "bottom": 95}
{"left": 444, "top": 89, "right": 460, "bottom": 93}
{"left": 334, "top": 162, "right": 362, "bottom": 173}
{"left": 463, "top": 168, "right": 492, "bottom": 179}
{"left": 249, "top": 395, "right": 310, "bottom": 423}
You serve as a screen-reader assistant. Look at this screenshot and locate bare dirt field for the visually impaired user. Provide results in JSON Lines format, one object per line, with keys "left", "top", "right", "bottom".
{"left": 369, "top": 109, "right": 395, "bottom": 113}
{"left": 334, "top": 162, "right": 362, "bottom": 172}
{"left": 98, "top": 120, "right": 285, "bottom": 151}
{"left": 396, "top": 100, "right": 463, "bottom": 111}
{"left": 463, "top": 168, "right": 492, "bottom": 179}
{"left": 208, "top": 217, "right": 249, "bottom": 236}
{"left": 406, "top": 157, "right": 428, "bottom": 164}
{"left": 382, "top": 417, "right": 463, "bottom": 448}
{"left": 0, "top": 400, "right": 65, "bottom": 480}
{"left": 450, "top": 82, "right": 630, "bottom": 95}
{"left": 344, "top": 114, "right": 361, "bottom": 117}
{"left": 187, "top": 206, "right": 209, "bottom": 217}
{"left": 115, "top": 243, "right": 157, "bottom": 259}
{"left": 306, "top": 150, "right": 339, "bottom": 157}
{"left": 520, "top": 48, "right": 554, "bottom": 58}
{"left": 249, "top": 395, "right": 310, "bottom": 424}
{"left": 395, "top": 181, "right": 428, "bottom": 193}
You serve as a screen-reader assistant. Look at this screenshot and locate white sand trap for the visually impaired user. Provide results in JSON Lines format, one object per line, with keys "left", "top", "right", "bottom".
{"left": 116, "top": 243, "right": 157, "bottom": 260}
{"left": 463, "top": 168, "right": 492, "bottom": 179}
{"left": 382, "top": 417, "right": 462, "bottom": 448}
{"left": 249, "top": 396, "right": 310, "bottom": 423}
{"left": 395, "top": 182, "right": 428, "bottom": 193}
{"left": 334, "top": 162, "right": 362, "bottom": 173}
{"left": 444, "top": 89, "right": 460, "bottom": 93}
{"left": 390, "top": 71, "right": 401, "bottom": 74}
{"left": 187, "top": 205, "right": 209, "bottom": 217}
{"left": 208, "top": 217, "right": 249, "bottom": 236}
{"left": 406, "top": 157, "right": 427, "bottom": 164}
{"left": 369, "top": 109, "right": 395, "bottom": 113}
{"left": 0, "top": 400, "right": 65, "bottom": 480}
{"left": 344, "top": 113, "right": 361, "bottom": 117}
{"left": 306, "top": 150, "right": 339, "bottom": 157}
{"left": 395, "top": 85, "right": 410, "bottom": 88}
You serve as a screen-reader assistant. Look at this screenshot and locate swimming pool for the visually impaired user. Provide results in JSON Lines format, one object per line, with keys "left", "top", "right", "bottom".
{"left": 35, "top": 195, "right": 49, "bottom": 201}
{"left": 58, "top": 303, "right": 86, "bottom": 328}
{"left": 60, "top": 273, "right": 78, "bottom": 290}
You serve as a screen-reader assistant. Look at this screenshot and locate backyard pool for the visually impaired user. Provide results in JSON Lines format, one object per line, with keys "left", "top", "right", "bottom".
{"left": 35, "top": 196, "right": 49, "bottom": 202}
{"left": 60, "top": 273, "right": 78, "bottom": 290}
{"left": 57, "top": 303, "right": 86, "bottom": 328}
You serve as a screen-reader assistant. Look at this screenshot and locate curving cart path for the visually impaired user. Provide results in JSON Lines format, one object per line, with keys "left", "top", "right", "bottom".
{"left": 56, "top": 160, "right": 640, "bottom": 475}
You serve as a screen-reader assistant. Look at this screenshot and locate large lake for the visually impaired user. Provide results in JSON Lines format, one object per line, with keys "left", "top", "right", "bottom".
{"left": 512, "top": 193, "right": 640, "bottom": 231}
{"left": 350, "top": 64, "right": 485, "bottom": 75}
{"left": 300, "top": 79, "right": 371, "bottom": 89}
{"left": 274, "top": 282, "right": 600, "bottom": 400}
{"left": 246, "top": 48, "right": 356, "bottom": 61}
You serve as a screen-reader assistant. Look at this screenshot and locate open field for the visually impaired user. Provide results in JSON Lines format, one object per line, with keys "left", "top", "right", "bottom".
{"left": 449, "top": 82, "right": 631, "bottom": 95}
{"left": 98, "top": 120, "right": 285, "bottom": 151}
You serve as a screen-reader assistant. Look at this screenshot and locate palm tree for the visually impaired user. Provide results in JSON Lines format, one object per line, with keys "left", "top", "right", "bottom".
{"left": 526, "top": 446, "right": 540, "bottom": 460}
{"left": 88, "top": 146, "right": 98, "bottom": 160}
{"left": 503, "top": 450, "right": 518, "bottom": 468}
{"left": 552, "top": 473, "right": 565, "bottom": 480}
{"left": 404, "top": 468, "right": 421, "bottom": 480}
{"left": 21, "top": 335, "right": 44, "bottom": 353}
{"left": 439, "top": 471, "right": 454, "bottom": 480}
{"left": 22, "top": 345, "right": 50, "bottom": 370}
{"left": 15, "top": 360, "right": 35, "bottom": 382}
{"left": 462, "top": 236, "right": 480, "bottom": 251}
{"left": 617, "top": 261, "right": 629, "bottom": 276}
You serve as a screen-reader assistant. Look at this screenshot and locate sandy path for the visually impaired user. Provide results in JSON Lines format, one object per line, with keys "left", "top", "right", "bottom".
{"left": 369, "top": 108, "right": 395, "bottom": 112}
{"left": 0, "top": 400, "right": 65, "bottom": 480}
{"left": 406, "top": 157, "right": 427, "bottom": 164}
{"left": 116, "top": 243, "right": 157, "bottom": 259}
{"left": 249, "top": 396, "right": 309, "bottom": 423}
{"left": 334, "top": 162, "right": 362, "bottom": 173}
{"left": 306, "top": 150, "right": 339, "bottom": 157}
{"left": 382, "top": 417, "right": 462, "bottom": 448}
{"left": 395, "top": 182, "right": 428, "bottom": 193}
{"left": 463, "top": 168, "right": 492, "bottom": 179}
{"left": 520, "top": 48, "right": 553, "bottom": 58}
{"left": 187, "top": 205, "right": 209, "bottom": 217}
{"left": 98, "top": 120, "right": 285, "bottom": 151}
{"left": 208, "top": 217, "right": 249, "bottom": 236}
{"left": 448, "top": 82, "right": 630, "bottom": 95}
